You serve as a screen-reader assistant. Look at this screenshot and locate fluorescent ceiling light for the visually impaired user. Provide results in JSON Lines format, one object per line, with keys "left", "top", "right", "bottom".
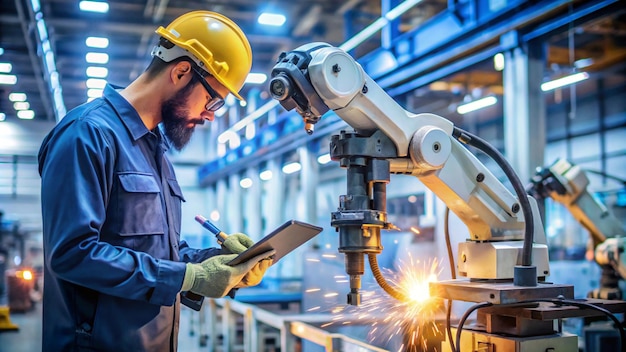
{"left": 493, "top": 53, "right": 504, "bottom": 71}
{"left": 0, "top": 63, "right": 12, "bottom": 73}
{"left": 30, "top": 0, "right": 40, "bottom": 12}
{"left": 0, "top": 74, "right": 17, "bottom": 85}
{"left": 9, "top": 93, "right": 27, "bottom": 102}
{"left": 574, "top": 58, "right": 593, "bottom": 69}
{"left": 258, "top": 13, "right": 286, "bottom": 26}
{"left": 86, "top": 78, "right": 107, "bottom": 89}
{"left": 37, "top": 19, "right": 48, "bottom": 41}
{"left": 0, "top": 113, "right": 5, "bottom": 121}
{"left": 456, "top": 96, "right": 498, "bottom": 115}
{"left": 17, "top": 110, "right": 35, "bottom": 120}
{"left": 282, "top": 162, "right": 302, "bottom": 174}
{"left": 317, "top": 153, "right": 331, "bottom": 165}
{"left": 0, "top": 48, "right": 4, "bottom": 55}
{"left": 86, "top": 52, "right": 109, "bottom": 64}
{"left": 245, "top": 73, "right": 267, "bottom": 84}
{"left": 259, "top": 170, "right": 273, "bottom": 181}
{"left": 239, "top": 178, "right": 253, "bottom": 189}
{"left": 86, "top": 37, "right": 109, "bottom": 48}
{"left": 87, "top": 89, "right": 103, "bottom": 98}
{"left": 13, "top": 102, "right": 30, "bottom": 110}
{"left": 79, "top": 1, "right": 109, "bottom": 13}
{"left": 541, "top": 72, "right": 589, "bottom": 92}
{"left": 86, "top": 66, "right": 108, "bottom": 78}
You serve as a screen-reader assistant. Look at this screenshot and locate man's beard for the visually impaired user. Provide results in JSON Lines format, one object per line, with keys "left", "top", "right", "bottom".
{"left": 161, "top": 83, "right": 197, "bottom": 151}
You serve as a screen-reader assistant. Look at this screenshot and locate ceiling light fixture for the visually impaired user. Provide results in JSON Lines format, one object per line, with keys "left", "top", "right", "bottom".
{"left": 282, "top": 162, "right": 302, "bottom": 174}
{"left": 540, "top": 72, "right": 589, "bottom": 92}
{"left": 317, "top": 153, "right": 331, "bottom": 165}
{"left": 259, "top": 170, "right": 273, "bottom": 181}
{"left": 493, "top": 53, "right": 504, "bottom": 71}
{"left": 245, "top": 73, "right": 267, "bottom": 84}
{"left": 13, "top": 102, "right": 30, "bottom": 110}
{"left": 456, "top": 96, "right": 498, "bottom": 114}
{"left": 86, "top": 36, "right": 109, "bottom": 48}
{"left": 258, "top": 13, "right": 286, "bottom": 26}
{"left": 17, "top": 110, "right": 35, "bottom": 120}
{"left": 86, "top": 78, "right": 107, "bottom": 89}
{"left": 86, "top": 66, "right": 108, "bottom": 78}
{"left": 87, "top": 89, "right": 103, "bottom": 98}
{"left": 79, "top": 1, "right": 109, "bottom": 13}
{"left": 9, "top": 93, "right": 27, "bottom": 102}
{"left": 86, "top": 52, "right": 109, "bottom": 64}
{"left": 0, "top": 74, "right": 17, "bottom": 85}
{"left": 239, "top": 178, "right": 253, "bottom": 189}
{"left": 0, "top": 63, "right": 12, "bottom": 73}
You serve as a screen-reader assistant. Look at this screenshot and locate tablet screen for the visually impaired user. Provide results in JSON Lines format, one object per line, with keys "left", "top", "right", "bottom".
{"left": 227, "top": 220, "right": 323, "bottom": 266}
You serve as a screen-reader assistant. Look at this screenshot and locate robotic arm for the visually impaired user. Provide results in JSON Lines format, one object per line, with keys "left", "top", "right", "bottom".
{"left": 529, "top": 158, "right": 626, "bottom": 298}
{"left": 269, "top": 43, "right": 549, "bottom": 305}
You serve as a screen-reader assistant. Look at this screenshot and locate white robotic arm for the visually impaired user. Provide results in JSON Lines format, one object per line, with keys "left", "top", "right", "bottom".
{"left": 269, "top": 43, "right": 549, "bottom": 304}
{"left": 529, "top": 158, "right": 626, "bottom": 298}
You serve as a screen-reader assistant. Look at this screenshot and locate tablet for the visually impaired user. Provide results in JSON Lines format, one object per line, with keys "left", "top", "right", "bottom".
{"left": 227, "top": 220, "right": 323, "bottom": 266}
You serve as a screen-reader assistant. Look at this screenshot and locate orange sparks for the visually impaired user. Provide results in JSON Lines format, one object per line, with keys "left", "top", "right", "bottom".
{"left": 326, "top": 256, "right": 444, "bottom": 351}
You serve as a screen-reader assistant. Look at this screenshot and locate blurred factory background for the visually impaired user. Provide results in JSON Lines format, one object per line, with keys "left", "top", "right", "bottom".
{"left": 0, "top": 0, "right": 625, "bottom": 351}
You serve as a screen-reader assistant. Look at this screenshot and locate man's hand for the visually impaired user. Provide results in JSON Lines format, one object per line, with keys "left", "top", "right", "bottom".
{"left": 221, "top": 232, "right": 254, "bottom": 254}
{"left": 235, "top": 256, "right": 273, "bottom": 288}
{"left": 182, "top": 249, "right": 275, "bottom": 298}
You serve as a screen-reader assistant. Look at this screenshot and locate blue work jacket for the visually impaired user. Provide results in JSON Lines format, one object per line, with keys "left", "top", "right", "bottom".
{"left": 38, "top": 84, "right": 220, "bottom": 351}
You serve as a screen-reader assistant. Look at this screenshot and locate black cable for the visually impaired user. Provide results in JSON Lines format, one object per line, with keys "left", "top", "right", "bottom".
{"left": 444, "top": 206, "right": 457, "bottom": 352}
{"left": 523, "top": 298, "right": 626, "bottom": 352}
{"left": 454, "top": 298, "right": 626, "bottom": 352}
{"left": 446, "top": 299, "right": 455, "bottom": 352}
{"left": 455, "top": 301, "right": 493, "bottom": 352}
{"left": 452, "top": 127, "right": 534, "bottom": 268}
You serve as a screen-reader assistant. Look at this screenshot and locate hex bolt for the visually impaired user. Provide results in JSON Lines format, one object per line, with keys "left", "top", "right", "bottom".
{"left": 332, "top": 63, "right": 341, "bottom": 73}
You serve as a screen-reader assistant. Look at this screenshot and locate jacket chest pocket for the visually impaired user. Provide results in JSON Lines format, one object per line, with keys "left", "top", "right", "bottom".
{"left": 115, "top": 172, "right": 165, "bottom": 236}
{"left": 166, "top": 178, "right": 185, "bottom": 241}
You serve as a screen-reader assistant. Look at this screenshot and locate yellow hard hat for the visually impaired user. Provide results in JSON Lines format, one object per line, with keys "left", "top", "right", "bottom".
{"left": 154, "top": 11, "right": 252, "bottom": 100}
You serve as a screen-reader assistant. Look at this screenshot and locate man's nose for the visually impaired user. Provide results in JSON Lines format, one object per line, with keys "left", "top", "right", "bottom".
{"left": 201, "top": 111, "right": 215, "bottom": 122}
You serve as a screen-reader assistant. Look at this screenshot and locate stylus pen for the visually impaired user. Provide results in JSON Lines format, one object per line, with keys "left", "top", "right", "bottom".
{"left": 194, "top": 215, "right": 228, "bottom": 244}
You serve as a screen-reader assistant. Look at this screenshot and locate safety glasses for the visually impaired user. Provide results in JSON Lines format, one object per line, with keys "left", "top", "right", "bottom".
{"left": 191, "top": 67, "right": 225, "bottom": 112}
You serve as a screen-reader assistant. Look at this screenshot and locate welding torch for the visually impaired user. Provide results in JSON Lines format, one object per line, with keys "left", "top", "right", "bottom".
{"left": 194, "top": 215, "right": 228, "bottom": 244}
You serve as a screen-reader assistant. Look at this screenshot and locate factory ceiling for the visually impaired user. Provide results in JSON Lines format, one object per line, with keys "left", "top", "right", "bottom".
{"left": 0, "top": 0, "right": 448, "bottom": 123}
{"left": 0, "top": 0, "right": 624, "bottom": 126}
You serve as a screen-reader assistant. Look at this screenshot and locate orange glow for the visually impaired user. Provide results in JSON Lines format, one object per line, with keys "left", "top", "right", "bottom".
{"left": 16, "top": 270, "right": 34, "bottom": 281}
{"left": 326, "top": 256, "right": 444, "bottom": 351}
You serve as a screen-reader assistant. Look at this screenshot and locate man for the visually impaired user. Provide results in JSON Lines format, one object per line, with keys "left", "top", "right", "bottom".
{"left": 38, "top": 11, "right": 273, "bottom": 351}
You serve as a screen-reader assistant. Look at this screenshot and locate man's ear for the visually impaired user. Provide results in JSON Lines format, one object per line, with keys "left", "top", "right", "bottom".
{"left": 172, "top": 61, "right": 192, "bottom": 83}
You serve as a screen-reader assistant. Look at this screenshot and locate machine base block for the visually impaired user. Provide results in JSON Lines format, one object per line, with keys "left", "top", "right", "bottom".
{"left": 430, "top": 279, "right": 574, "bottom": 304}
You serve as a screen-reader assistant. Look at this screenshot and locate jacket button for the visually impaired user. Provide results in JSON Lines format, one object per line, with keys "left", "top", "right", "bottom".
{"left": 81, "top": 322, "right": 92, "bottom": 332}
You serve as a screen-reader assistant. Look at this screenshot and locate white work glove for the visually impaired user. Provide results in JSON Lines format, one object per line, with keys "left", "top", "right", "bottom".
{"left": 181, "top": 249, "right": 275, "bottom": 298}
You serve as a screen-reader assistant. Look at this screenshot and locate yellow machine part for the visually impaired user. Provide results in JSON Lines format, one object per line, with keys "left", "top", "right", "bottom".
{"left": 0, "top": 305, "right": 19, "bottom": 331}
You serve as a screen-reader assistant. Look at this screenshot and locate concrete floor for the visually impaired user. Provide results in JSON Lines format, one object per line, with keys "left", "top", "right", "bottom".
{"left": 0, "top": 302, "right": 208, "bottom": 352}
